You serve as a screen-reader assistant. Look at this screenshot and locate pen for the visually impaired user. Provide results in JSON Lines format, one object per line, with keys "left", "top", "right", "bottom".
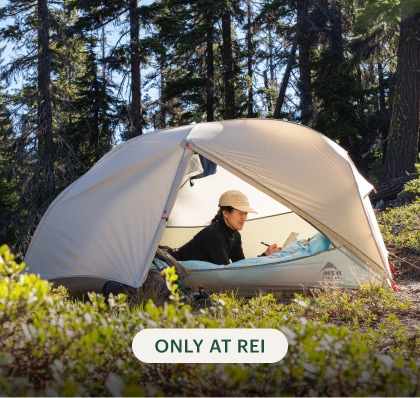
{"left": 260, "top": 241, "right": 269, "bottom": 247}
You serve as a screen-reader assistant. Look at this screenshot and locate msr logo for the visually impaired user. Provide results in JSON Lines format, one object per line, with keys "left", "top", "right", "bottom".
{"left": 320, "top": 262, "right": 343, "bottom": 280}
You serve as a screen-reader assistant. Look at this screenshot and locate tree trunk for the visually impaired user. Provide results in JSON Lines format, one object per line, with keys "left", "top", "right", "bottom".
{"left": 273, "top": 0, "right": 307, "bottom": 119}
{"left": 381, "top": 5, "right": 420, "bottom": 182}
{"left": 222, "top": 10, "right": 235, "bottom": 119}
{"left": 377, "top": 62, "right": 391, "bottom": 163}
{"left": 37, "top": 0, "right": 54, "bottom": 204}
{"left": 205, "top": 15, "right": 215, "bottom": 122}
{"left": 129, "top": 0, "right": 142, "bottom": 137}
{"left": 298, "top": 0, "right": 312, "bottom": 125}
{"left": 246, "top": 0, "right": 256, "bottom": 117}
{"left": 262, "top": 28, "right": 274, "bottom": 113}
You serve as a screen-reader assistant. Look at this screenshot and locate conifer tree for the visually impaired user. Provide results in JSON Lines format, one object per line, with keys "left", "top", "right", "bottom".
{"left": 352, "top": 0, "right": 419, "bottom": 181}
{"left": 0, "top": 0, "right": 57, "bottom": 252}
{"left": 381, "top": 0, "right": 420, "bottom": 181}
{"left": 310, "top": 0, "right": 361, "bottom": 156}
{"left": 0, "top": 87, "right": 19, "bottom": 248}
{"left": 0, "top": 1, "right": 98, "bottom": 252}
{"left": 70, "top": 0, "right": 145, "bottom": 137}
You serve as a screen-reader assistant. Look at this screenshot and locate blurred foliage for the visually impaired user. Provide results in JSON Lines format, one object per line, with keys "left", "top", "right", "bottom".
{"left": 0, "top": 244, "right": 419, "bottom": 396}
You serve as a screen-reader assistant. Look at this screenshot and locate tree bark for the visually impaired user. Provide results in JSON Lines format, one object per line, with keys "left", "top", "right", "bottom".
{"left": 37, "top": 0, "right": 54, "bottom": 204}
{"left": 262, "top": 29, "right": 274, "bottom": 113}
{"left": 129, "top": 0, "right": 142, "bottom": 137}
{"left": 298, "top": 0, "right": 312, "bottom": 125}
{"left": 246, "top": 0, "right": 256, "bottom": 117}
{"left": 370, "top": 172, "right": 419, "bottom": 204}
{"left": 205, "top": 15, "right": 215, "bottom": 122}
{"left": 222, "top": 10, "right": 235, "bottom": 119}
{"left": 273, "top": 0, "right": 307, "bottom": 119}
{"left": 381, "top": 5, "right": 420, "bottom": 182}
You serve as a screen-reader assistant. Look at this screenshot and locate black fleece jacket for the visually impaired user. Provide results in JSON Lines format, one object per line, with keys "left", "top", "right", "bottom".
{"left": 172, "top": 218, "right": 245, "bottom": 265}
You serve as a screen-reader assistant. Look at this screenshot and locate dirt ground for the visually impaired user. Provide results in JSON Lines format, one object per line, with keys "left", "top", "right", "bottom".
{"left": 388, "top": 247, "right": 420, "bottom": 328}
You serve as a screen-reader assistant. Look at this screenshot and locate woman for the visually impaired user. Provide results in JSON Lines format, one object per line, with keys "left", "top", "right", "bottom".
{"left": 171, "top": 190, "right": 280, "bottom": 265}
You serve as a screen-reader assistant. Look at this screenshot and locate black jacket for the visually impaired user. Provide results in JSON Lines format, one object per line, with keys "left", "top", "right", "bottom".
{"left": 172, "top": 218, "right": 245, "bottom": 265}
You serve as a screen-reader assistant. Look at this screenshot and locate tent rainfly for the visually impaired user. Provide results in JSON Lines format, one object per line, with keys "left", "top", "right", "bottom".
{"left": 25, "top": 119, "right": 395, "bottom": 295}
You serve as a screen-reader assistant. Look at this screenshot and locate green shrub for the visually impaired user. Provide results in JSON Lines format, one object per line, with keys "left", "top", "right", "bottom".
{"left": 376, "top": 175, "right": 420, "bottom": 250}
{"left": 0, "top": 244, "right": 136, "bottom": 396}
{"left": 0, "top": 245, "right": 419, "bottom": 396}
{"left": 405, "top": 178, "right": 420, "bottom": 197}
{"left": 376, "top": 201, "right": 420, "bottom": 249}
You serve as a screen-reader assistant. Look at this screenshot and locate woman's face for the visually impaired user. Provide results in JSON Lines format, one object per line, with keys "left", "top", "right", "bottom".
{"left": 223, "top": 209, "right": 248, "bottom": 230}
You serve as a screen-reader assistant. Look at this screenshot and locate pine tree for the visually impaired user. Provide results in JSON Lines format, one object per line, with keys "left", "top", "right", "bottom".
{"left": 382, "top": 0, "right": 420, "bottom": 181}
{"left": 70, "top": 0, "right": 145, "bottom": 137}
{"left": 0, "top": 87, "right": 19, "bottom": 248}
{"left": 0, "top": 0, "right": 57, "bottom": 253}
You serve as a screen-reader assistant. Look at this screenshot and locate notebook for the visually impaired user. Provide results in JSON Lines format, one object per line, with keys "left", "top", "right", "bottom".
{"left": 281, "top": 232, "right": 299, "bottom": 250}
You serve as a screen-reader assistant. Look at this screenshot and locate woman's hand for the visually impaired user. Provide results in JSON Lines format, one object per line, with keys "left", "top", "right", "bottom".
{"left": 264, "top": 243, "right": 281, "bottom": 256}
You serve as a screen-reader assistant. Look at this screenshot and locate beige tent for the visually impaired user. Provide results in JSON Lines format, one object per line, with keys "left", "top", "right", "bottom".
{"left": 24, "top": 119, "right": 394, "bottom": 294}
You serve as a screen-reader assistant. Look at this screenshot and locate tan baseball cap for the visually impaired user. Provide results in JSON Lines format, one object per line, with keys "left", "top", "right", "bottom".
{"left": 219, "top": 190, "right": 257, "bottom": 213}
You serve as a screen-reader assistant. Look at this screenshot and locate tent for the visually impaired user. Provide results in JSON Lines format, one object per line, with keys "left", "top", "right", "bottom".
{"left": 24, "top": 119, "right": 394, "bottom": 295}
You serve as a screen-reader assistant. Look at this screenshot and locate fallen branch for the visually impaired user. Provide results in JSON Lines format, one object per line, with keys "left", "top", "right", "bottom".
{"left": 370, "top": 173, "right": 419, "bottom": 204}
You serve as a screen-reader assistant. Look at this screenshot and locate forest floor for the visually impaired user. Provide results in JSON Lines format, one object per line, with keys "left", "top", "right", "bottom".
{"left": 388, "top": 246, "right": 420, "bottom": 330}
